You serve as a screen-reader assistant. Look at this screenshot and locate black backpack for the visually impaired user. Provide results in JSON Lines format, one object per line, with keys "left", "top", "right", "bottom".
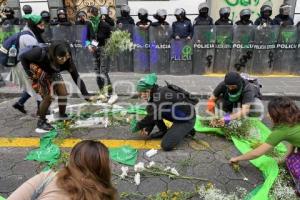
{"left": 165, "top": 81, "right": 199, "bottom": 105}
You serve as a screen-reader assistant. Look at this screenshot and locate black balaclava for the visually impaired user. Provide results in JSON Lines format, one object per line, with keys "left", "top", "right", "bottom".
{"left": 224, "top": 72, "right": 243, "bottom": 94}
{"left": 199, "top": 7, "right": 209, "bottom": 18}
{"left": 121, "top": 5, "right": 130, "bottom": 17}
{"left": 27, "top": 19, "right": 45, "bottom": 43}
{"left": 138, "top": 8, "right": 148, "bottom": 21}
{"left": 77, "top": 11, "right": 87, "bottom": 23}
{"left": 23, "top": 5, "right": 32, "bottom": 15}
{"left": 261, "top": 5, "right": 272, "bottom": 19}
{"left": 175, "top": 8, "right": 184, "bottom": 21}
{"left": 240, "top": 9, "right": 251, "bottom": 23}
{"left": 41, "top": 11, "right": 50, "bottom": 23}
{"left": 57, "top": 8, "right": 67, "bottom": 22}
{"left": 280, "top": 4, "right": 291, "bottom": 19}
{"left": 155, "top": 9, "right": 167, "bottom": 23}
{"left": 220, "top": 7, "right": 231, "bottom": 20}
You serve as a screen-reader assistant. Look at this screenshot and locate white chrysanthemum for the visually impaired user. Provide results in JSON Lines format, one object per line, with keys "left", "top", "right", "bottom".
{"left": 148, "top": 161, "right": 156, "bottom": 168}
{"left": 134, "top": 162, "right": 145, "bottom": 172}
{"left": 164, "top": 166, "right": 171, "bottom": 171}
{"left": 134, "top": 173, "right": 141, "bottom": 185}
{"left": 120, "top": 166, "right": 129, "bottom": 179}
{"left": 170, "top": 168, "right": 180, "bottom": 176}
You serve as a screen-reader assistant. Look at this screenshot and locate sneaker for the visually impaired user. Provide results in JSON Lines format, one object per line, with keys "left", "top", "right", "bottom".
{"left": 108, "top": 94, "right": 118, "bottom": 105}
{"left": 56, "top": 113, "right": 70, "bottom": 121}
{"left": 12, "top": 103, "right": 27, "bottom": 114}
{"left": 150, "top": 131, "right": 166, "bottom": 139}
{"left": 185, "top": 129, "right": 196, "bottom": 138}
{"left": 36, "top": 119, "right": 54, "bottom": 133}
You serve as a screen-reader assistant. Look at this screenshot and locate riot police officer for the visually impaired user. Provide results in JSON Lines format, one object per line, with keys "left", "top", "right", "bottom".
{"left": 236, "top": 9, "right": 253, "bottom": 25}
{"left": 152, "top": 9, "right": 169, "bottom": 27}
{"left": 193, "top": 3, "right": 213, "bottom": 26}
{"left": 117, "top": 5, "right": 135, "bottom": 26}
{"left": 172, "top": 8, "right": 193, "bottom": 39}
{"left": 136, "top": 8, "right": 152, "bottom": 29}
{"left": 51, "top": 8, "right": 72, "bottom": 26}
{"left": 254, "top": 3, "right": 274, "bottom": 26}
{"left": 273, "top": 4, "right": 294, "bottom": 26}
{"left": 0, "top": 7, "right": 20, "bottom": 25}
{"left": 215, "top": 7, "right": 233, "bottom": 25}
{"left": 40, "top": 10, "right": 51, "bottom": 24}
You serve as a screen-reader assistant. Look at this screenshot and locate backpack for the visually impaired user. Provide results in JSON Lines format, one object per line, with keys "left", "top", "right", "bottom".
{"left": 241, "top": 73, "right": 262, "bottom": 99}
{"left": 0, "top": 30, "right": 33, "bottom": 67}
{"left": 165, "top": 81, "right": 199, "bottom": 105}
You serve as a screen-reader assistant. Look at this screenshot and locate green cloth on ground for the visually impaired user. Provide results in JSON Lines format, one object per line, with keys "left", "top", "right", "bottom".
{"left": 0, "top": 195, "right": 6, "bottom": 200}
{"left": 265, "top": 124, "right": 300, "bottom": 147}
{"left": 127, "top": 105, "right": 147, "bottom": 115}
{"left": 195, "top": 117, "right": 287, "bottom": 200}
{"left": 26, "top": 130, "right": 61, "bottom": 167}
{"left": 109, "top": 145, "right": 138, "bottom": 166}
{"left": 130, "top": 118, "right": 139, "bottom": 133}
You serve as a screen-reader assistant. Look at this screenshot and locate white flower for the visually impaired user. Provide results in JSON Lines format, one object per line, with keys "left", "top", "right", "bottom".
{"left": 120, "top": 166, "right": 128, "bottom": 179}
{"left": 147, "top": 161, "right": 155, "bottom": 168}
{"left": 134, "top": 173, "right": 141, "bottom": 185}
{"left": 134, "top": 162, "right": 145, "bottom": 172}
{"left": 164, "top": 166, "right": 171, "bottom": 171}
{"left": 243, "top": 177, "right": 248, "bottom": 181}
{"left": 170, "top": 168, "right": 180, "bottom": 176}
{"left": 103, "top": 118, "right": 109, "bottom": 128}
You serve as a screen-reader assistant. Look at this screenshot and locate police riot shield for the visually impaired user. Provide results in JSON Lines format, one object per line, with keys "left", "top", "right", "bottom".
{"left": 192, "top": 25, "right": 215, "bottom": 74}
{"left": 115, "top": 24, "right": 134, "bottom": 72}
{"left": 170, "top": 39, "right": 193, "bottom": 75}
{"left": 251, "top": 26, "right": 279, "bottom": 74}
{"left": 295, "top": 27, "right": 300, "bottom": 74}
{"left": 213, "top": 26, "right": 233, "bottom": 73}
{"left": 273, "top": 26, "right": 297, "bottom": 74}
{"left": 42, "top": 25, "right": 52, "bottom": 43}
{"left": 133, "top": 26, "right": 150, "bottom": 73}
{"left": 149, "top": 25, "right": 171, "bottom": 74}
{"left": 229, "top": 25, "right": 255, "bottom": 73}
{"left": 50, "top": 25, "right": 73, "bottom": 43}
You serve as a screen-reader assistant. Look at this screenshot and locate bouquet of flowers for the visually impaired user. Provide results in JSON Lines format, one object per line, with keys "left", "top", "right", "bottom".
{"left": 104, "top": 30, "right": 134, "bottom": 57}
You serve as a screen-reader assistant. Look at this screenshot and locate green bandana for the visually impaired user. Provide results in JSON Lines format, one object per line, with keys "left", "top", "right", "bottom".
{"left": 228, "top": 87, "right": 242, "bottom": 103}
{"left": 90, "top": 16, "right": 100, "bottom": 33}
{"left": 136, "top": 73, "right": 158, "bottom": 92}
{"left": 23, "top": 14, "right": 42, "bottom": 25}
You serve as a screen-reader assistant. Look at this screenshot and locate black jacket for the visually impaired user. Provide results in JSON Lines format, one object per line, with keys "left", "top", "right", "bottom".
{"left": 0, "top": 17, "right": 20, "bottom": 26}
{"left": 20, "top": 46, "right": 90, "bottom": 96}
{"left": 235, "top": 20, "right": 253, "bottom": 25}
{"left": 117, "top": 16, "right": 135, "bottom": 25}
{"left": 96, "top": 19, "right": 114, "bottom": 47}
{"left": 151, "top": 21, "right": 169, "bottom": 27}
{"left": 273, "top": 14, "right": 294, "bottom": 26}
{"left": 194, "top": 16, "right": 213, "bottom": 26}
{"left": 254, "top": 17, "right": 275, "bottom": 26}
{"left": 172, "top": 19, "right": 193, "bottom": 38}
{"left": 215, "top": 18, "right": 233, "bottom": 25}
{"left": 137, "top": 85, "right": 195, "bottom": 130}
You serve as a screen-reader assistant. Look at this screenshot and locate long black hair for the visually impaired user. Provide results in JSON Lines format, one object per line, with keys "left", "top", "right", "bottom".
{"left": 27, "top": 19, "right": 45, "bottom": 43}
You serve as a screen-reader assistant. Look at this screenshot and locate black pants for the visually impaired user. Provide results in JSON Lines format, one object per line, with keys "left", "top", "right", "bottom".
{"left": 157, "top": 117, "right": 196, "bottom": 151}
{"left": 94, "top": 47, "right": 112, "bottom": 95}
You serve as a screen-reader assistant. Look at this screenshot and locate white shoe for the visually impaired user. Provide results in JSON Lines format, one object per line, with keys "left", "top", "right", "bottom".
{"left": 108, "top": 94, "right": 118, "bottom": 105}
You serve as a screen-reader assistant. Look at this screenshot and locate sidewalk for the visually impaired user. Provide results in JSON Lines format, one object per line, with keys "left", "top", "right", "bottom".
{"left": 1, "top": 72, "right": 300, "bottom": 99}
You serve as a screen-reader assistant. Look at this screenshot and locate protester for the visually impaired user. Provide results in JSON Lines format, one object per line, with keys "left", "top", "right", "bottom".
{"left": 206, "top": 72, "right": 263, "bottom": 126}
{"left": 87, "top": 6, "right": 100, "bottom": 41}
{"left": 172, "top": 8, "right": 193, "bottom": 39}
{"left": 75, "top": 10, "right": 87, "bottom": 25}
{"left": 254, "top": 2, "right": 274, "bottom": 26}
{"left": 136, "top": 8, "right": 152, "bottom": 29}
{"left": 0, "top": 7, "right": 20, "bottom": 25}
{"left": 215, "top": 7, "right": 233, "bottom": 25}
{"left": 152, "top": 9, "right": 169, "bottom": 27}
{"left": 116, "top": 5, "right": 135, "bottom": 27}
{"left": 193, "top": 3, "right": 213, "bottom": 26}
{"left": 133, "top": 73, "right": 196, "bottom": 151}
{"left": 51, "top": 8, "right": 72, "bottom": 26}
{"left": 6, "top": 15, "right": 45, "bottom": 115}
{"left": 230, "top": 97, "right": 300, "bottom": 192}
{"left": 273, "top": 4, "right": 294, "bottom": 26}
{"left": 20, "top": 41, "right": 93, "bottom": 132}
{"left": 7, "top": 140, "right": 117, "bottom": 200}
{"left": 236, "top": 9, "right": 253, "bottom": 25}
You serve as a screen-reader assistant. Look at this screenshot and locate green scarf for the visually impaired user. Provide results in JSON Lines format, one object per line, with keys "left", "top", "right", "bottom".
{"left": 90, "top": 16, "right": 100, "bottom": 33}
{"left": 228, "top": 87, "right": 242, "bottom": 103}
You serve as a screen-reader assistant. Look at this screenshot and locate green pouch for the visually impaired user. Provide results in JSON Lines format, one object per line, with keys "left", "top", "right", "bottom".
{"left": 109, "top": 145, "right": 138, "bottom": 166}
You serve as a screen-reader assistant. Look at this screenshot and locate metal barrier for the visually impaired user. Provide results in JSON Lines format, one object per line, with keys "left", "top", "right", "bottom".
{"left": 1, "top": 24, "right": 300, "bottom": 75}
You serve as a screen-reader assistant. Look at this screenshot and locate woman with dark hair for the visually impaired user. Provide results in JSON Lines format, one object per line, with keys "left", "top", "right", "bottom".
{"left": 20, "top": 41, "right": 93, "bottom": 133}
{"left": 7, "top": 15, "right": 45, "bottom": 115}
{"left": 230, "top": 97, "right": 300, "bottom": 192}
{"left": 8, "top": 140, "right": 117, "bottom": 200}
